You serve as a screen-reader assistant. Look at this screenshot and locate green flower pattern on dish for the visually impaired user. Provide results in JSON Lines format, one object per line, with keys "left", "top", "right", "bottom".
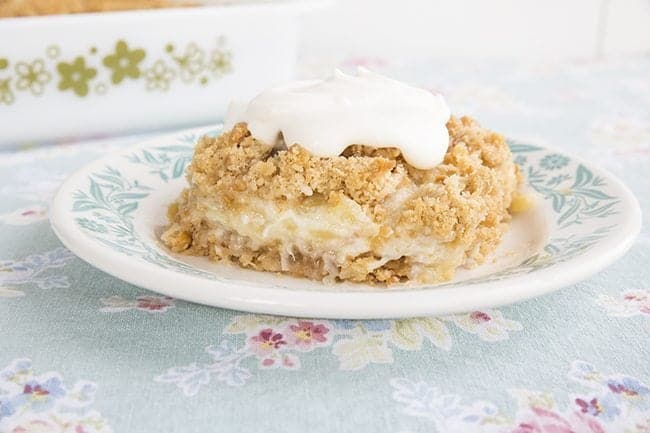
{"left": 1, "top": 37, "right": 232, "bottom": 104}
{"left": 72, "top": 165, "right": 216, "bottom": 279}
{"left": 57, "top": 56, "right": 97, "bottom": 97}
{"left": 126, "top": 141, "right": 194, "bottom": 182}
{"left": 46, "top": 45, "right": 60, "bottom": 59}
{"left": 540, "top": 154, "right": 570, "bottom": 170}
{"left": 71, "top": 134, "right": 624, "bottom": 287}
{"left": 520, "top": 145, "right": 618, "bottom": 228}
{"left": 76, "top": 217, "right": 109, "bottom": 233}
{"left": 102, "top": 40, "right": 145, "bottom": 84}
{"left": 144, "top": 60, "right": 176, "bottom": 92}
{"left": 0, "top": 78, "right": 14, "bottom": 105}
{"left": 171, "top": 42, "right": 205, "bottom": 83}
{"left": 15, "top": 59, "right": 51, "bottom": 96}
{"left": 208, "top": 49, "right": 232, "bottom": 77}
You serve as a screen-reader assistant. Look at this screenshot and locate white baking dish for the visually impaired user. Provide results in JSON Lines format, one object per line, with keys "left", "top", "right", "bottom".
{"left": 0, "top": 3, "right": 309, "bottom": 146}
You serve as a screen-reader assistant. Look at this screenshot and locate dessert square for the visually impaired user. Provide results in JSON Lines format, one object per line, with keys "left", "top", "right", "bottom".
{"left": 162, "top": 115, "right": 521, "bottom": 284}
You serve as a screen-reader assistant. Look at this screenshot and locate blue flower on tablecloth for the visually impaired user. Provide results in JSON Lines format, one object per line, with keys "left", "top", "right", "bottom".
{"left": 389, "top": 377, "right": 502, "bottom": 429}
{"left": 0, "top": 397, "right": 15, "bottom": 420}
{"left": 156, "top": 340, "right": 252, "bottom": 395}
{"left": 0, "top": 358, "right": 31, "bottom": 382}
{"left": 392, "top": 361, "right": 650, "bottom": 432}
{"left": 540, "top": 154, "right": 569, "bottom": 170}
{"left": 333, "top": 320, "right": 392, "bottom": 331}
{"left": 0, "top": 248, "right": 75, "bottom": 296}
{"left": 0, "top": 359, "right": 111, "bottom": 432}
{"left": 568, "top": 360, "right": 600, "bottom": 383}
{"left": 606, "top": 377, "right": 650, "bottom": 399}
{"left": 11, "top": 377, "right": 66, "bottom": 412}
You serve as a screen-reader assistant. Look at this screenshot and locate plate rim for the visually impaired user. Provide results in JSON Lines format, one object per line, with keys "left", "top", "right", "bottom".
{"left": 49, "top": 126, "right": 642, "bottom": 319}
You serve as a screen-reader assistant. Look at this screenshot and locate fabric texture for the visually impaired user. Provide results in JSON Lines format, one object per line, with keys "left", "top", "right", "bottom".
{"left": 1, "top": 57, "right": 649, "bottom": 433}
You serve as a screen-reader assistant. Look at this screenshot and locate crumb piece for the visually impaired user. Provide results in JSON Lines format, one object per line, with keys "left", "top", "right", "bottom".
{"left": 0, "top": 0, "right": 194, "bottom": 17}
{"left": 510, "top": 193, "right": 536, "bottom": 213}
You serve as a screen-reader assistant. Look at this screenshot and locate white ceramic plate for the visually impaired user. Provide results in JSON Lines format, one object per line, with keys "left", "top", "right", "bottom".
{"left": 50, "top": 125, "right": 641, "bottom": 318}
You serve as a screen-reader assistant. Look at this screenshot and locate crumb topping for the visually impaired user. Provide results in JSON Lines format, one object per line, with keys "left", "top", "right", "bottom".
{"left": 0, "top": 0, "right": 192, "bottom": 17}
{"left": 163, "top": 116, "right": 522, "bottom": 284}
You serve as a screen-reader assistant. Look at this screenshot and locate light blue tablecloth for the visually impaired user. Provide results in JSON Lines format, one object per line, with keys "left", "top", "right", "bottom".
{"left": 1, "top": 57, "right": 648, "bottom": 433}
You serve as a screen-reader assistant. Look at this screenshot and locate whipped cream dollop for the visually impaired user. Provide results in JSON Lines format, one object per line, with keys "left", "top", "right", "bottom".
{"left": 224, "top": 68, "right": 451, "bottom": 169}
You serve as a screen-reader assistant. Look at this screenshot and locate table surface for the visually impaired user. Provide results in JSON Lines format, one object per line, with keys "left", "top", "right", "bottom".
{"left": 1, "top": 56, "right": 649, "bottom": 433}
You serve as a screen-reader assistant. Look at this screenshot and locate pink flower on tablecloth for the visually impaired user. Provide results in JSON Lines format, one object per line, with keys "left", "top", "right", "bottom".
{"left": 246, "top": 328, "right": 301, "bottom": 370}
{"left": 135, "top": 296, "right": 175, "bottom": 312}
{"left": 99, "top": 295, "right": 175, "bottom": 313}
{"left": 510, "top": 407, "right": 605, "bottom": 433}
{"left": 11, "top": 419, "right": 58, "bottom": 433}
{"left": 470, "top": 311, "right": 491, "bottom": 323}
{"left": 11, "top": 419, "right": 89, "bottom": 433}
{"left": 259, "top": 353, "right": 300, "bottom": 370}
{"left": 447, "top": 309, "right": 522, "bottom": 341}
{"left": 248, "top": 329, "right": 287, "bottom": 357}
{"left": 574, "top": 394, "right": 621, "bottom": 421}
{"left": 624, "top": 292, "right": 650, "bottom": 315}
{"left": 596, "top": 289, "right": 650, "bottom": 317}
{"left": 575, "top": 398, "right": 603, "bottom": 416}
{"left": 285, "top": 321, "right": 330, "bottom": 351}
{"left": 0, "top": 206, "right": 48, "bottom": 225}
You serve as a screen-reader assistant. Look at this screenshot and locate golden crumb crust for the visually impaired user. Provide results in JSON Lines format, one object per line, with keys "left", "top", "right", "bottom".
{"left": 162, "top": 116, "right": 522, "bottom": 284}
{"left": 0, "top": 0, "right": 192, "bottom": 17}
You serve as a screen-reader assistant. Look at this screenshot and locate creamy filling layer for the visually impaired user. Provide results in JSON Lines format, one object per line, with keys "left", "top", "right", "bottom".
{"left": 197, "top": 193, "right": 454, "bottom": 277}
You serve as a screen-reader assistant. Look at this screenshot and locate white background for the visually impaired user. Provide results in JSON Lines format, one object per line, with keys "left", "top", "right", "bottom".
{"left": 297, "top": 0, "right": 650, "bottom": 71}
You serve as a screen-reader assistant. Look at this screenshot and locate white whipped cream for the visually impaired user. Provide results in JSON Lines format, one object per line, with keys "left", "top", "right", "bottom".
{"left": 224, "top": 68, "right": 451, "bottom": 169}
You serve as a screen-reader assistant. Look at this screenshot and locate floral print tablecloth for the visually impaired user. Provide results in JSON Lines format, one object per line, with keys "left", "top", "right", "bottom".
{"left": 1, "top": 56, "right": 649, "bottom": 433}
